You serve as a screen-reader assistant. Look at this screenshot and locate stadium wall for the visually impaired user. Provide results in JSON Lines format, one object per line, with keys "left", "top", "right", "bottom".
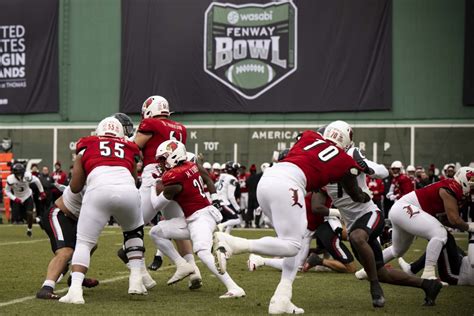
{"left": 0, "top": 0, "right": 473, "bottom": 169}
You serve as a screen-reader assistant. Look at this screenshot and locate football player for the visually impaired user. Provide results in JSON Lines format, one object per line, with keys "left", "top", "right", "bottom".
{"left": 133, "top": 96, "right": 198, "bottom": 275}
{"left": 5, "top": 162, "right": 46, "bottom": 236}
{"left": 149, "top": 140, "right": 245, "bottom": 298}
{"left": 238, "top": 165, "right": 250, "bottom": 226}
{"left": 36, "top": 186, "right": 100, "bottom": 299}
{"left": 216, "top": 161, "right": 242, "bottom": 233}
{"left": 322, "top": 126, "right": 442, "bottom": 308}
{"left": 213, "top": 120, "right": 372, "bottom": 314}
{"left": 398, "top": 231, "right": 474, "bottom": 286}
{"left": 379, "top": 167, "right": 474, "bottom": 279}
{"left": 386, "top": 161, "right": 414, "bottom": 202}
{"left": 60, "top": 117, "right": 147, "bottom": 304}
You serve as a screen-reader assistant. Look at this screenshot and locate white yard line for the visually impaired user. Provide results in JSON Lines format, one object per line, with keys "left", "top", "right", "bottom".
{"left": 0, "top": 239, "right": 49, "bottom": 246}
{"left": 0, "top": 263, "right": 185, "bottom": 308}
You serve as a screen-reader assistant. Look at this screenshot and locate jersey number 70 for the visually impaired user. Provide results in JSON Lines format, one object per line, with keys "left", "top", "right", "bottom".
{"left": 303, "top": 139, "right": 339, "bottom": 162}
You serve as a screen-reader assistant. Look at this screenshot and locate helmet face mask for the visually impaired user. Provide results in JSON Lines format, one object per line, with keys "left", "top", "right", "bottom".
{"left": 96, "top": 117, "right": 125, "bottom": 138}
{"left": 155, "top": 140, "right": 187, "bottom": 170}
{"left": 142, "top": 95, "right": 170, "bottom": 119}
{"left": 224, "top": 161, "right": 240, "bottom": 175}
{"left": 12, "top": 163, "right": 26, "bottom": 179}
{"left": 323, "top": 120, "right": 353, "bottom": 151}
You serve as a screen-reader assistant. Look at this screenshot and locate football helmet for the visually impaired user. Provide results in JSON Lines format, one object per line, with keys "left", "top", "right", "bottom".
{"left": 323, "top": 120, "right": 353, "bottom": 151}
{"left": 224, "top": 161, "right": 240, "bottom": 175}
{"left": 112, "top": 113, "right": 134, "bottom": 138}
{"left": 212, "top": 162, "right": 221, "bottom": 170}
{"left": 203, "top": 162, "right": 212, "bottom": 170}
{"left": 261, "top": 162, "right": 270, "bottom": 172}
{"left": 12, "top": 162, "right": 26, "bottom": 178}
{"left": 96, "top": 117, "right": 125, "bottom": 138}
{"left": 186, "top": 152, "right": 196, "bottom": 163}
{"left": 454, "top": 167, "right": 474, "bottom": 196}
{"left": 155, "top": 140, "right": 187, "bottom": 169}
{"left": 142, "top": 95, "right": 170, "bottom": 118}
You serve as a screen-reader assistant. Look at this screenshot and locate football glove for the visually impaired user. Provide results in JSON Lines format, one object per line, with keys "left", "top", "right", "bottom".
{"left": 210, "top": 193, "right": 223, "bottom": 211}
{"left": 14, "top": 198, "right": 22, "bottom": 204}
{"left": 39, "top": 192, "right": 47, "bottom": 200}
{"left": 353, "top": 148, "right": 374, "bottom": 175}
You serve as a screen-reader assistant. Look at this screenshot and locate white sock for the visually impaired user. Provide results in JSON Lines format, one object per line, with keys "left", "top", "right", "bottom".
{"left": 382, "top": 245, "right": 396, "bottom": 263}
{"left": 197, "top": 250, "right": 238, "bottom": 290}
{"left": 70, "top": 272, "right": 85, "bottom": 289}
{"left": 223, "top": 218, "right": 241, "bottom": 234}
{"left": 150, "top": 228, "right": 185, "bottom": 265}
{"left": 274, "top": 278, "right": 293, "bottom": 299}
{"left": 129, "top": 258, "right": 142, "bottom": 269}
{"left": 42, "top": 279, "right": 55, "bottom": 289}
{"left": 281, "top": 256, "right": 298, "bottom": 282}
{"left": 425, "top": 238, "right": 445, "bottom": 266}
{"left": 249, "top": 237, "right": 300, "bottom": 257}
{"left": 264, "top": 258, "right": 283, "bottom": 271}
{"left": 155, "top": 249, "right": 162, "bottom": 257}
{"left": 183, "top": 253, "right": 195, "bottom": 264}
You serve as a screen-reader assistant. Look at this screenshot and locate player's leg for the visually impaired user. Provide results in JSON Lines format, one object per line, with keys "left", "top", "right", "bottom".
{"left": 149, "top": 218, "right": 196, "bottom": 285}
{"left": 188, "top": 208, "right": 245, "bottom": 298}
{"left": 24, "top": 197, "right": 34, "bottom": 236}
{"left": 217, "top": 205, "right": 241, "bottom": 233}
{"left": 435, "top": 232, "right": 463, "bottom": 285}
{"left": 60, "top": 190, "right": 110, "bottom": 304}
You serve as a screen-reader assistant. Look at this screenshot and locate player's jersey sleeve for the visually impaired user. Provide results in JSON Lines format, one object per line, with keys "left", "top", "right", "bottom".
{"left": 137, "top": 118, "right": 157, "bottom": 134}
{"left": 4, "top": 176, "right": 16, "bottom": 200}
{"left": 180, "top": 125, "right": 187, "bottom": 144}
{"left": 443, "top": 180, "right": 464, "bottom": 200}
{"left": 76, "top": 136, "right": 94, "bottom": 155}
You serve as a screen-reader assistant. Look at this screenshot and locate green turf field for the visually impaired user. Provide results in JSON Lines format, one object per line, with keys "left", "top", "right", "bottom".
{"left": 0, "top": 225, "right": 472, "bottom": 315}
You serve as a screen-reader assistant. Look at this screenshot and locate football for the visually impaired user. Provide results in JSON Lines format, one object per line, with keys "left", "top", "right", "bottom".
{"left": 226, "top": 59, "right": 275, "bottom": 90}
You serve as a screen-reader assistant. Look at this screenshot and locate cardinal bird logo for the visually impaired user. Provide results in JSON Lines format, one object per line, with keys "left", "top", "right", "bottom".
{"left": 166, "top": 141, "right": 178, "bottom": 152}
{"left": 290, "top": 188, "right": 303, "bottom": 208}
{"left": 144, "top": 97, "right": 153, "bottom": 108}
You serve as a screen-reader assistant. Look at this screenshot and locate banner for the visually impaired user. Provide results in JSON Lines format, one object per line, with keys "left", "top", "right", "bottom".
{"left": 0, "top": 0, "right": 59, "bottom": 114}
{"left": 464, "top": 0, "right": 474, "bottom": 105}
{"left": 121, "top": 0, "right": 391, "bottom": 113}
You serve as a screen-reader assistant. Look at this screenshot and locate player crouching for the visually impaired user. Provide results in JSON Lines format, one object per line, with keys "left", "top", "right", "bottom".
{"left": 149, "top": 140, "right": 245, "bottom": 298}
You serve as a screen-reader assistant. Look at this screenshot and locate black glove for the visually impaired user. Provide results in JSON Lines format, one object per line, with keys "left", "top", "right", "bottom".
{"left": 360, "top": 192, "right": 372, "bottom": 203}
{"left": 210, "top": 194, "right": 223, "bottom": 212}
{"left": 353, "top": 149, "right": 374, "bottom": 175}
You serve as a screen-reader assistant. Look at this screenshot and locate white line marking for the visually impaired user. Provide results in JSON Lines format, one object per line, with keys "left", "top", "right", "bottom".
{"left": 0, "top": 263, "right": 187, "bottom": 308}
{"left": 0, "top": 239, "right": 48, "bottom": 246}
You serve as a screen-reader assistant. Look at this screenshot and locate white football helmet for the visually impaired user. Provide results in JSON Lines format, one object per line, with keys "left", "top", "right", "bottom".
{"left": 406, "top": 165, "right": 416, "bottom": 172}
{"left": 96, "top": 117, "right": 125, "bottom": 138}
{"left": 212, "top": 162, "right": 221, "bottom": 170}
{"left": 142, "top": 95, "right": 170, "bottom": 118}
{"left": 155, "top": 140, "right": 187, "bottom": 169}
{"left": 261, "top": 162, "right": 271, "bottom": 173}
{"left": 203, "top": 162, "right": 212, "bottom": 169}
{"left": 323, "top": 120, "right": 354, "bottom": 151}
{"left": 186, "top": 152, "right": 196, "bottom": 163}
{"left": 390, "top": 160, "right": 403, "bottom": 169}
{"left": 454, "top": 167, "right": 474, "bottom": 196}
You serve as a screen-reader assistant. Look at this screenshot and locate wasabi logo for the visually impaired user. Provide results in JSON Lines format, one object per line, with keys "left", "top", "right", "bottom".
{"left": 204, "top": 1, "right": 297, "bottom": 99}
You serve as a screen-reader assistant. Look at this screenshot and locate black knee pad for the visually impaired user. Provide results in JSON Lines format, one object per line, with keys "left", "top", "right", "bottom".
{"left": 123, "top": 226, "right": 145, "bottom": 254}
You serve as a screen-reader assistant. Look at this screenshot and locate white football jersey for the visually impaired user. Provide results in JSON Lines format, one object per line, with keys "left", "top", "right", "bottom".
{"left": 5, "top": 172, "right": 43, "bottom": 201}
{"left": 457, "top": 257, "right": 474, "bottom": 285}
{"left": 62, "top": 186, "right": 84, "bottom": 218}
{"left": 326, "top": 147, "right": 388, "bottom": 230}
{"left": 216, "top": 173, "right": 240, "bottom": 210}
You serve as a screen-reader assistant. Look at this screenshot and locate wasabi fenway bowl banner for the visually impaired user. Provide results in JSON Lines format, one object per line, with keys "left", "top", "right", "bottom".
{"left": 204, "top": 2, "right": 297, "bottom": 99}
{"left": 0, "top": 0, "right": 59, "bottom": 114}
{"left": 121, "top": 0, "right": 391, "bottom": 113}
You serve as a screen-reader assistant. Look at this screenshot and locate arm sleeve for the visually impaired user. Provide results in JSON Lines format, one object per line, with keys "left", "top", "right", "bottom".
{"left": 366, "top": 160, "right": 389, "bottom": 179}
{"left": 4, "top": 182, "right": 16, "bottom": 200}
{"left": 32, "top": 176, "right": 44, "bottom": 192}
{"left": 227, "top": 180, "right": 240, "bottom": 210}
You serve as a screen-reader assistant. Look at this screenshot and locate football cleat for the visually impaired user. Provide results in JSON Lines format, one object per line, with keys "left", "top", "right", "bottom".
{"left": 397, "top": 257, "right": 414, "bottom": 275}
{"left": 148, "top": 255, "right": 163, "bottom": 271}
{"left": 26, "top": 230, "right": 32, "bottom": 237}
{"left": 422, "top": 279, "right": 442, "bottom": 306}
{"left": 370, "top": 282, "right": 385, "bottom": 308}
{"left": 167, "top": 262, "right": 194, "bottom": 285}
{"left": 128, "top": 269, "right": 148, "bottom": 295}
{"left": 219, "top": 287, "right": 246, "bottom": 299}
{"left": 142, "top": 269, "right": 157, "bottom": 290}
{"left": 188, "top": 266, "right": 202, "bottom": 290}
{"left": 217, "top": 223, "right": 226, "bottom": 233}
{"left": 247, "top": 254, "right": 265, "bottom": 271}
{"left": 355, "top": 268, "right": 368, "bottom": 280}
{"left": 302, "top": 253, "right": 324, "bottom": 272}
{"left": 59, "top": 287, "right": 85, "bottom": 304}
{"left": 268, "top": 296, "right": 304, "bottom": 314}
{"left": 36, "top": 286, "right": 60, "bottom": 300}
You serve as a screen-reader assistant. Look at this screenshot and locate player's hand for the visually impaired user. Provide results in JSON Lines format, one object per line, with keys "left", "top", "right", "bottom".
{"left": 210, "top": 193, "right": 223, "bottom": 211}
{"left": 39, "top": 192, "right": 46, "bottom": 200}
{"left": 388, "top": 195, "right": 397, "bottom": 201}
{"left": 208, "top": 205, "right": 223, "bottom": 223}
{"left": 361, "top": 192, "right": 371, "bottom": 203}
{"left": 353, "top": 149, "right": 374, "bottom": 175}
{"left": 14, "top": 198, "right": 22, "bottom": 204}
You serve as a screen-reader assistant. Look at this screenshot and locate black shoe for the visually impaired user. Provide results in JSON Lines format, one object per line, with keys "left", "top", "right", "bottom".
{"left": 36, "top": 286, "right": 59, "bottom": 300}
{"left": 302, "top": 253, "right": 324, "bottom": 272}
{"left": 422, "top": 279, "right": 442, "bottom": 306}
{"left": 370, "top": 281, "right": 385, "bottom": 308}
{"left": 26, "top": 230, "right": 32, "bottom": 237}
{"left": 117, "top": 247, "right": 129, "bottom": 264}
{"left": 148, "top": 255, "right": 163, "bottom": 271}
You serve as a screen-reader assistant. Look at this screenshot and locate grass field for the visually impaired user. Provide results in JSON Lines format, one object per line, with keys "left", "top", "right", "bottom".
{"left": 0, "top": 224, "right": 472, "bottom": 315}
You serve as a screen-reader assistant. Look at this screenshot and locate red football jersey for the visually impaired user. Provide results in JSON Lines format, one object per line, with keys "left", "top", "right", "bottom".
{"left": 282, "top": 130, "right": 359, "bottom": 192}
{"left": 138, "top": 118, "right": 187, "bottom": 166}
{"left": 162, "top": 161, "right": 211, "bottom": 218}
{"left": 392, "top": 174, "right": 414, "bottom": 199}
{"left": 415, "top": 179, "right": 464, "bottom": 216}
{"left": 238, "top": 173, "right": 249, "bottom": 193}
{"left": 76, "top": 136, "right": 140, "bottom": 176}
